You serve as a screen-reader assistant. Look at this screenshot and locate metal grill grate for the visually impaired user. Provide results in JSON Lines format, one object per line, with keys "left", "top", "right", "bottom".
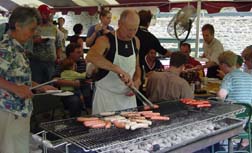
{"left": 40, "top": 100, "right": 245, "bottom": 152}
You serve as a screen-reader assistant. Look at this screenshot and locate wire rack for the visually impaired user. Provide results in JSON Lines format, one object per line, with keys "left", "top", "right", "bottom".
{"left": 40, "top": 101, "right": 245, "bottom": 152}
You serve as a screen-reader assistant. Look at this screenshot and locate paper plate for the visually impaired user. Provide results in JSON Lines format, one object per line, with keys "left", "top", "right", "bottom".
{"left": 195, "top": 58, "right": 209, "bottom": 62}
{"left": 208, "top": 90, "right": 217, "bottom": 94}
{"left": 52, "top": 91, "right": 74, "bottom": 96}
{"left": 207, "top": 78, "right": 221, "bottom": 84}
{"left": 45, "top": 90, "right": 62, "bottom": 93}
{"left": 41, "top": 36, "right": 55, "bottom": 40}
{"left": 207, "top": 78, "right": 219, "bottom": 81}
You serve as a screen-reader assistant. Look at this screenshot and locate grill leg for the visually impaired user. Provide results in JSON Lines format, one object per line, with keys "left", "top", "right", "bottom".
{"left": 65, "top": 143, "right": 71, "bottom": 153}
{"left": 42, "top": 132, "right": 47, "bottom": 153}
{"left": 228, "top": 137, "right": 234, "bottom": 153}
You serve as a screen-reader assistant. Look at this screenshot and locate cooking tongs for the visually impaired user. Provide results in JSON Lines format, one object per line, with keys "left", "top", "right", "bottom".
{"left": 131, "top": 86, "right": 155, "bottom": 108}
{"left": 30, "top": 78, "right": 60, "bottom": 90}
{"left": 118, "top": 74, "right": 154, "bottom": 108}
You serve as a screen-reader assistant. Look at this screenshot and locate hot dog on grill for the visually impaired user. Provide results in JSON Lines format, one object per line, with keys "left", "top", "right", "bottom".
{"left": 77, "top": 117, "right": 99, "bottom": 122}
{"left": 150, "top": 116, "right": 170, "bottom": 121}
{"left": 83, "top": 120, "right": 105, "bottom": 127}
{"left": 91, "top": 122, "right": 106, "bottom": 128}
{"left": 113, "top": 121, "right": 126, "bottom": 129}
{"left": 143, "top": 104, "right": 159, "bottom": 111}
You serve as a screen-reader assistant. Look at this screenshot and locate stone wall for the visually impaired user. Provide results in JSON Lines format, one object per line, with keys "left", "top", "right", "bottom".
{"left": 57, "top": 11, "right": 252, "bottom": 55}
{"left": 150, "top": 12, "right": 252, "bottom": 55}
{"left": 2, "top": 10, "right": 251, "bottom": 55}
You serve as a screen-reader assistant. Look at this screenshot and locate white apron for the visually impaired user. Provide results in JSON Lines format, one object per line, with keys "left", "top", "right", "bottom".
{"left": 92, "top": 32, "right": 137, "bottom": 114}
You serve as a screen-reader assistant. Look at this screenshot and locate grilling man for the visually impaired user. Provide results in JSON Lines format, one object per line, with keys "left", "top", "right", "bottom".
{"left": 86, "top": 9, "right": 141, "bottom": 114}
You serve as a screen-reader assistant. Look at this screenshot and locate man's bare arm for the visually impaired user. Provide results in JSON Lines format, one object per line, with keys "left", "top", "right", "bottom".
{"left": 86, "top": 36, "right": 125, "bottom": 75}
{"left": 133, "top": 37, "right": 141, "bottom": 88}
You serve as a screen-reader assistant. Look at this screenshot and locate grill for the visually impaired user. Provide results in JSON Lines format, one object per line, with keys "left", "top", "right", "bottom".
{"left": 39, "top": 100, "right": 245, "bottom": 153}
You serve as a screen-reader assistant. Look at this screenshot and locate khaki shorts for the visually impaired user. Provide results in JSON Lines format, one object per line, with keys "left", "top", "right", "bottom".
{"left": 0, "top": 111, "right": 30, "bottom": 153}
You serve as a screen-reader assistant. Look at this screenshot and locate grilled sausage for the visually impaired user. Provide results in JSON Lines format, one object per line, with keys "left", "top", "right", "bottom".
{"left": 150, "top": 116, "right": 170, "bottom": 121}
{"left": 77, "top": 117, "right": 99, "bottom": 122}
{"left": 83, "top": 120, "right": 104, "bottom": 127}
{"left": 91, "top": 122, "right": 106, "bottom": 128}
{"left": 143, "top": 104, "right": 159, "bottom": 110}
{"left": 197, "top": 103, "right": 211, "bottom": 108}
{"left": 141, "top": 112, "right": 161, "bottom": 117}
{"left": 105, "top": 121, "right": 112, "bottom": 129}
{"left": 120, "top": 112, "right": 141, "bottom": 117}
{"left": 130, "top": 119, "right": 152, "bottom": 125}
{"left": 130, "top": 123, "right": 149, "bottom": 130}
{"left": 129, "top": 116, "right": 146, "bottom": 120}
{"left": 113, "top": 121, "right": 126, "bottom": 129}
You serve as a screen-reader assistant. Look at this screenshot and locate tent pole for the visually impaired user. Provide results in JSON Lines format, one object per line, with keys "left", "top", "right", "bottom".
{"left": 195, "top": 0, "right": 201, "bottom": 58}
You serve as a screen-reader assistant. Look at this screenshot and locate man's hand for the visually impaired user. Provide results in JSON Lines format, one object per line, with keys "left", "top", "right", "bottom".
{"left": 118, "top": 73, "right": 134, "bottom": 87}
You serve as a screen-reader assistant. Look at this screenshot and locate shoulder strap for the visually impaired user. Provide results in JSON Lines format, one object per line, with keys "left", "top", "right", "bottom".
{"left": 132, "top": 37, "right": 138, "bottom": 55}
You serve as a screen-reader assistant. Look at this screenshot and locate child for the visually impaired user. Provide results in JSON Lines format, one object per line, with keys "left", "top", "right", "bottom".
{"left": 60, "top": 58, "right": 86, "bottom": 102}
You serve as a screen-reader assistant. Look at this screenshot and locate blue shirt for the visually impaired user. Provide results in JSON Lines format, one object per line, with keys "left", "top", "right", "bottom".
{"left": 0, "top": 35, "right": 32, "bottom": 117}
{"left": 221, "top": 69, "right": 252, "bottom": 105}
{"left": 86, "top": 24, "right": 114, "bottom": 47}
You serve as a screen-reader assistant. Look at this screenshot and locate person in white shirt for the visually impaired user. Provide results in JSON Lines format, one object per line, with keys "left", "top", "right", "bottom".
{"left": 196, "top": 24, "right": 224, "bottom": 78}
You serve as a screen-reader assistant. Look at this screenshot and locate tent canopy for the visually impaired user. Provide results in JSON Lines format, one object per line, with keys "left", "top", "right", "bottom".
{"left": 0, "top": 0, "right": 251, "bottom": 15}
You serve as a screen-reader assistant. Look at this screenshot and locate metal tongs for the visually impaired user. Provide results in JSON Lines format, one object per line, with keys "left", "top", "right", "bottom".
{"left": 119, "top": 74, "right": 155, "bottom": 108}
{"left": 131, "top": 86, "right": 155, "bottom": 108}
{"left": 30, "top": 78, "right": 60, "bottom": 90}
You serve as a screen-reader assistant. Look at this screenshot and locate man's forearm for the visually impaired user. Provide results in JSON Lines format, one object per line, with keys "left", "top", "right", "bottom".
{"left": 133, "top": 65, "right": 141, "bottom": 81}
{"left": 133, "top": 64, "right": 141, "bottom": 89}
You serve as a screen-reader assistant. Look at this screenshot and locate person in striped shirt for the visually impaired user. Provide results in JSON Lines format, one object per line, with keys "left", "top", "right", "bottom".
{"left": 217, "top": 51, "right": 252, "bottom": 105}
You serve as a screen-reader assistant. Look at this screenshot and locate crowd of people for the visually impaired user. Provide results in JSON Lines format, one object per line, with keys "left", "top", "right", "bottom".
{"left": 1, "top": 4, "right": 252, "bottom": 153}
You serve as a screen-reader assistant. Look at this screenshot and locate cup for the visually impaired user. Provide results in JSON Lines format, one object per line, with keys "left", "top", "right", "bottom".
{"left": 201, "top": 77, "right": 208, "bottom": 85}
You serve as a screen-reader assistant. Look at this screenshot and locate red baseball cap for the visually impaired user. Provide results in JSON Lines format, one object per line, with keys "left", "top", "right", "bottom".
{"left": 38, "top": 4, "right": 53, "bottom": 15}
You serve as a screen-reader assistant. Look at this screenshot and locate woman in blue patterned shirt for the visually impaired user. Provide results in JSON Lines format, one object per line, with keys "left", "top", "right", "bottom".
{"left": 0, "top": 6, "right": 56, "bottom": 153}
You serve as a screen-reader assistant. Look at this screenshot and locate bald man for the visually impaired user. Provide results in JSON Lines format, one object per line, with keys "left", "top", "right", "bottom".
{"left": 86, "top": 10, "right": 141, "bottom": 114}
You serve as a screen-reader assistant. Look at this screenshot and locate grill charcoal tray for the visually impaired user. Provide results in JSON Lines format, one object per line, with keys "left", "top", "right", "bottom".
{"left": 101, "top": 117, "right": 243, "bottom": 153}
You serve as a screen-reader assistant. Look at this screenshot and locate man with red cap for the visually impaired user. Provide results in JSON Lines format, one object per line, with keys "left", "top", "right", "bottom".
{"left": 30, "top": 4, "right": 62, "bottom": 83}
